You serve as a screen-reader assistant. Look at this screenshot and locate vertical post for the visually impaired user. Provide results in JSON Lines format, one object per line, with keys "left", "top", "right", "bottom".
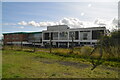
{"left": 99, "top": 32, "right": 103, "bottom": 59}
{"left": 71, "top": 35, "right": 74, "bottom": 53}
{"left": 68, "top": 31, "right": 69, "bottom": 40}
{"left": 67, "top": 31, "right": 69, "bottom": 48}
{"left": 79, "top": 31, "right": 81, "bottom": 40}
{"left": 70, "top": 32, "right": 74, "bottom": 53}
{"left": 33, "top": 38, "right": 35, "bottom": 52}
{"left": 2, "top": 38, "right": 5, "bottom": 50}
{"left": 42, "top": 32, "right": 44, "bottom": 47}
{"left": 90, "top": 32, "right": 103, "bottom": 70}
{"left": 58, "top": 32, "right": 60, "bottom": 48}
{"left": 21, "top": 40, "right": 23, "bottom": 50}
{"left": 11, "top": 34, "right": 13, "bottom": 50}
{"left": 90, "top": 30, "right": 92, "bottom": 45}
{"left": 79, "top": 31, "right": 81, "bottom": 46}
{"left": 58, "top": 31, "right": 60, "bottom": 40}
{"left": 21, "top": 35, "right": 23, "bottom": 50}
{"left": 11, "top": 41, "right": 13, "bottom": 50}
{"left": 68, "top": 42, "right": 69, "bottom": 48}
{"left": 49, "top": 32, "right": 52, "bottom": 53}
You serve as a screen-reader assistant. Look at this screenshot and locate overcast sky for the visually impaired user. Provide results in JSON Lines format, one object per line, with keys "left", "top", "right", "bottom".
{"left": 1, "top": 1, "right": 119, "bottom": 35}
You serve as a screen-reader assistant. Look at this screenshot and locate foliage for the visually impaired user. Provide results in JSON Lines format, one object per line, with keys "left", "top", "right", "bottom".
{"left": 88, "top": 30, "right": 120, "bottom": 70}
{"left": 102, "top": 30, "right": 120, "bottom": 58}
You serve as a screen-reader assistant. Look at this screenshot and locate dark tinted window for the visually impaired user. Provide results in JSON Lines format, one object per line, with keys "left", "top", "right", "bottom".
{"left": 75, "top": 31, "right": 79, "bottom": 40}
{"left": 44, "top": 33, "right": 49, "bottom": 40}
{"left": 92, "top": 30, "right": 104, "bottom": 40}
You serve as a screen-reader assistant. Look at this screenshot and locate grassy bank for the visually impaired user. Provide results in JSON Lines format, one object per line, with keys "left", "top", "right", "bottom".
{"left": 3, "top": 45, "right": 120, "bottom": 67}
{"left": 2, "top": 49, "right": 119, "bottom": 78}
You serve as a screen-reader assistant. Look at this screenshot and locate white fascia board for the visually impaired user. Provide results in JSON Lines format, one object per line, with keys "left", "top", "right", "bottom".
{"left": 42, "top": 40, "right": 97, "bottom": 42}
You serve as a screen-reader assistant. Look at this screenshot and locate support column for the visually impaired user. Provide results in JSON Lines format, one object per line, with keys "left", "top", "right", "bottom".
{"left": 58, "top": 42, "right": 60, "bottom": 48}
{"left": 67, "top": 31, "right": 69, "bottom": 48}
{"left": 58, "top": 31, "right": 60, "bottom": 40}
{"left": 67, "top": 42, "right": 69, "bottom": 48}
{"left": 68, "top": 31, "right": 69, "bottom": 40}
{"left": 79, "top": 31, "right": 81, "bottom": 40}
{"left": 41, "top": 32, "right": 44, "bottom": 46}
{"left": 79, "top": 31, "right": 81, "bottom": 45}
{"left": 58, "top": 32, "right": 60, "bottom": 48}
{"left": 90, "top": 30, "right": 92, "bottom": 44}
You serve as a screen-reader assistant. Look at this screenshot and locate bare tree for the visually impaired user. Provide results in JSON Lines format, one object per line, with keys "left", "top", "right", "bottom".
{"left": 90, "top": 32, "right": 103, "bottom": 70}
{"left": 11, "top": 35, "right": 13, "bottom": 50}
{"left": 49, "top": 33, "right": 52, "bottom": 53}
{"left": 20, "top": 41, "right": 23, "bottom": 50}
{"left": 70, "top": 32, "right": 74, "bottom": 53}
{"left": 20, "top": 36, "right": 23, "bottom": 50}
{"left": 33, "top": 37, "right": 36, "bottom": 52}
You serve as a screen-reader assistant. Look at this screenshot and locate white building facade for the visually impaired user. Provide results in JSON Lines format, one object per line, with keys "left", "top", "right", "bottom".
{"left": 42, "top": 25, "right": 107, "bottom": 48}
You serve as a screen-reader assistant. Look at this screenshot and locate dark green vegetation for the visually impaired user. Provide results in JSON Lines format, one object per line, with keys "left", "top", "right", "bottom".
{"left": 101, "top": 30, "right": 120, "bottom": 59}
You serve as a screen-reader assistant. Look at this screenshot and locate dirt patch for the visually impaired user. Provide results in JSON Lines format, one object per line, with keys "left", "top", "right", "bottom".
{"left": 34, "top": 57, "right": 90, "bottom": 69}
{"left": 57, "top": 61, "right": 90, "bottom": 69}
{"left": 33, "top": 56, "right": 119, "bottom": 72}
{"left": 101, "top": 66, "right": 120, "bottom": 72}
{"left": 40, "top": 60, "right": 54, "bottom": 64}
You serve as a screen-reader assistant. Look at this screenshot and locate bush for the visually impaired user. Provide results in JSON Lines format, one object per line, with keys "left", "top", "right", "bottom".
{"left": 80, "top": 46, "right": 93, "bottom": 56}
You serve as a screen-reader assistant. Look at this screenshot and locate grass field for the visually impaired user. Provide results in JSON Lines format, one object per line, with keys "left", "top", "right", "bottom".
{"left": 2, "top": 48, "right": 119, "bottom": 78}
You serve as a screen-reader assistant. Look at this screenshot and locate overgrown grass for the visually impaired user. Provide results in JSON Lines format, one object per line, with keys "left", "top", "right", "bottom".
{"left": 2, "top": 49, "right": 119, "bottom": 78}
{"left": 3, "top": 45, "right": 120, "bottom": 67}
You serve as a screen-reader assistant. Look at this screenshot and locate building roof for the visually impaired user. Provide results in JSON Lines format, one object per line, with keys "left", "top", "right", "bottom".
{"left": 47, "top": 25, "right": 68, "bottom": 27}
{"left": 3, "top": 31, "right": 42, "bottom": 35}
{"left": 28, "top": 32, "right": 42, "bottom": 34}
{"left": 69, "top": 27, "right": 106, "bottom": 30}
{"left": 3, "top": 26, "right": 106, "bottom": 35}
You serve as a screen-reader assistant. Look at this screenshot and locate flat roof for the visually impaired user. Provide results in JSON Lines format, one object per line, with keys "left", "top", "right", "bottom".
{"left": 3, "top": 26, "right": 106, "bottom": 34}
{"left": 3, "top": 31, "right": 42, "bottom": 35}
{"left": 69, "top": 27, "right": 106, "bottom": 30}
{"left": 47, "top": 25, "right": 68, "bottom": 27}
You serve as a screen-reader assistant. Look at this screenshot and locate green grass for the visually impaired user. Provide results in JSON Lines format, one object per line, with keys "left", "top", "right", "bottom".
{"left": 2, "top": 49, "right": 119, "bottom": 78}
{"left": 3, "top": 45, "right": 120, "bottom": 67}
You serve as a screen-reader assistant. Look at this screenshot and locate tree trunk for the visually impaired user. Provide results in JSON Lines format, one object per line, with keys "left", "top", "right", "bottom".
{"left": 11, "top": 41, "right": 13, "bottom": 50}
{"left": 21, "top": 41, "right": 23, "bottom": 50}
{"left": 71, "top": 36, "right": 74, "bottom": 53}
{"left": 49, "top": 34, "right": 52, "bottom": 53}
{"left": 33, "top": 39, "right": 36, "bottom": 52}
